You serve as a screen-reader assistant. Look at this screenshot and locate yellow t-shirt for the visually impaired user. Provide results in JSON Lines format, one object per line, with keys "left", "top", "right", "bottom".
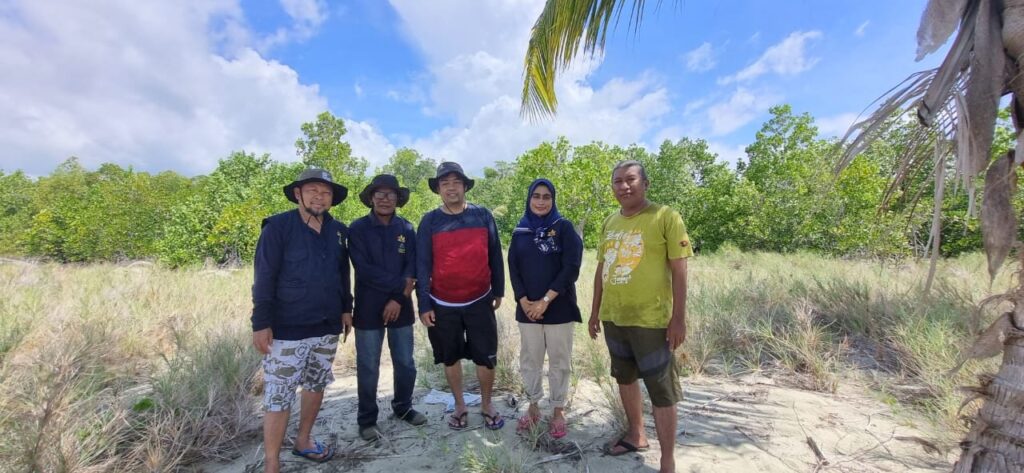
{"left": 598, "top": 203, "right": 693, "bottom": 328}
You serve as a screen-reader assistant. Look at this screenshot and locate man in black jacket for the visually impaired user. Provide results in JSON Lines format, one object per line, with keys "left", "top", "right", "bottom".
{"left": 251, "top": 168, "right": 353, "bottom": 472}
{"left": 346, "top": 174, "right": 426, "bottom": 441}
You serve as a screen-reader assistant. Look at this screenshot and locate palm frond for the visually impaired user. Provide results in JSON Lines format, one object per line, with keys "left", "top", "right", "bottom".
{"left": 520, "top": 0, "right": 646, "bottom": 120}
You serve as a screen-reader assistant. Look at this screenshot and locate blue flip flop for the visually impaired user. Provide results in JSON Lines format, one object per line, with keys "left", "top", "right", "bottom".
{"left": 291, "top": 440, "right": 334, "bottom": 463}
{"left": 482, "top": 411, "right": 505, "bottom": 430}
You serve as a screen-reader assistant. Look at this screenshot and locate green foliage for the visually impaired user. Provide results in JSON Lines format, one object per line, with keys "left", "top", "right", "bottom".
{"left": 158, "top": 152, "right": 300, "bottom": 266}
{"left": 296, "top": 111, "right": 369, "bottom": 223}
{"left": 378, "top": 148, "right": 438, "bottom": 224}
{"left": 3, "top": 105, "right": 1017, "bottom": 262}
{"left": 19, "top": 159, "right": 192, "bottom": 262}
{"left": 0, "top": 170, "right": 35, "bottom": 255}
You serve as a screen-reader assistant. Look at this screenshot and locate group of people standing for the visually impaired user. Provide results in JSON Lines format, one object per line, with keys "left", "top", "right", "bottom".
{"left": 250, "top": 159, "right": 692, "bottom": 473}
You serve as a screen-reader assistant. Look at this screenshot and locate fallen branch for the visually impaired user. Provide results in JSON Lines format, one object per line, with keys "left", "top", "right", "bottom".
{"left": 792, "top": 404, "right": 829, "bottom": 466}
{"left": 807, "top": 437, "right": 829, "bottom": 466}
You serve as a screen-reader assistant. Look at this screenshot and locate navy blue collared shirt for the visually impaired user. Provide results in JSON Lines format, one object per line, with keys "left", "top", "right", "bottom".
{"left": 508, "top": 219, "right": 583, "bottom": 325}
{"left": 251, "top": 209, "right": 352, "bottom": 340}
{"left": 348, "top": 211, "right": 417, "bottom": 330}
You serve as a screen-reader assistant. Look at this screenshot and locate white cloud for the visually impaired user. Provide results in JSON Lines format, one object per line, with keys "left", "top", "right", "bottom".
{"left": 344, "top": 119, "right": 397, "bottom": 166}
{"left": 705, "top": 88, "right": 781, "bottom": 136}
{"left": 353, "top": 82, "right": 364, "bottom": 97}
{"left": 280, "top": 0, "right": 327, "bottom": 25}
{"left": 707, "top": 141, "right": 748, "bottom": 167}
{"left": 816, "top": 112, "right": 860, "bottom": 138}
{"left": 257, "top": 0, "right": 329, "bottom": 52}
{"left": 719, "top": 31, "right": 823, "bottom": 84}
{"left": 410, "top": 71, "right": 672, "bottom": 173}
{"left": 854, "top": 20, "right": 870, "bottom": 37}
{"left": 387, "top": 0, "right": 674, "bottom": 173}
{"left": 684, "top": 42, "right": 716, "bottom": 72}
{"left": 683, "top": 98, "right": 708, "bottom": 115}
{"left": 0, "top": 0, "right": 328, "bottom": 176}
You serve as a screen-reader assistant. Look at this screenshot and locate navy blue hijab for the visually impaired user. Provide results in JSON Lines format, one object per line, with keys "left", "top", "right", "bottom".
{"left": 513, "top": 179, "right": 563, "bottom": 254}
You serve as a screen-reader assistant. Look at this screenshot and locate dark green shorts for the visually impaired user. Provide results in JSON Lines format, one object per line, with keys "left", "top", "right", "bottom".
{"left": 602, "top": 321, "right": 682, "bottom": 407}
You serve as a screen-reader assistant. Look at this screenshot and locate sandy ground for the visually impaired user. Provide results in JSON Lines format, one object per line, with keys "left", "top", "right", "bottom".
{"left": 199, "top": 363, "right": 954, "bottom": 473}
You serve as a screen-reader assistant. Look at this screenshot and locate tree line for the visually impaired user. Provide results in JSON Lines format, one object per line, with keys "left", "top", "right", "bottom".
{"left": 0, "top": 106, "right": 1016, "bottom": 266}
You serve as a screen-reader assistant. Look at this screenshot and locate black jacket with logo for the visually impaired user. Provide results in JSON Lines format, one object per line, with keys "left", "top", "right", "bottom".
{"left": 348, "top": 211, "right": 417, "bottom": 330}
{"left": 251, "top": 209, "right": 352, "bottom": 340}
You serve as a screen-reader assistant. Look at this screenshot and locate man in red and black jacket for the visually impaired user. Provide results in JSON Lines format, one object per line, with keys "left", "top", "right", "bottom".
{"left": 416, "top": 161, "right": 506, "bottom": 431}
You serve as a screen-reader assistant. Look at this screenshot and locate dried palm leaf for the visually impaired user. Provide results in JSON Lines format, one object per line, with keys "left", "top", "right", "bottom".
{"left": 917, "top": 0, "right": 972, "bottom": 60}
{"left": 919, "top": 1, "right": 979, "bottom": 128}
{"left": 963, "top": 0, "right": 1008, "bottom": 178}
{"left": 981, "top": 152, "right": 1018, "bottom": 280}
{"left": 951, "top": 312, "right": 1015, "bottom": 377}
{"left": 925, "top": 142, "right": 947, "bottom": 293}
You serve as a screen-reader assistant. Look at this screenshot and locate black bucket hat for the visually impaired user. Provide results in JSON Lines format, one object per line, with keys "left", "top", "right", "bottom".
{"left": 359, "top": 174, "right": 410, "bottom": 208}
{"left": 283, "top": 168, "right": 348, "bottom": 206}
{"left": 428, "top": 161, "right": 475, "bottom": 194}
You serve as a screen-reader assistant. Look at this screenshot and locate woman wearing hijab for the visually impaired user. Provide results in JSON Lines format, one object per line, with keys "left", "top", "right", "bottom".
{"left": 508, "top": 178, "right": 584, "bottom": 439}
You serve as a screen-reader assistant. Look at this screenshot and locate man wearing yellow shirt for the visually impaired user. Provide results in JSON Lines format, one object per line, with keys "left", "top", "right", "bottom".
{"left": 588, "top": 160, "right": 692, "bottom": 473}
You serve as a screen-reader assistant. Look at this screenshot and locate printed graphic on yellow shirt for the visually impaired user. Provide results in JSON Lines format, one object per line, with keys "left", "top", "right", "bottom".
{"left": 601, "top": 229, "right": 644, "bottom": 285}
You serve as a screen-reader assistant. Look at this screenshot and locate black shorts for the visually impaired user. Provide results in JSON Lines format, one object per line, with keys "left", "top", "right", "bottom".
{"left": 427, "top": 297, "right": 498, "bottom": 368}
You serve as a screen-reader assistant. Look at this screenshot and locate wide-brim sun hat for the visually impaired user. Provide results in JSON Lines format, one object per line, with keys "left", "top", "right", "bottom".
{"left": 428, "top": 161, "right": 475, "bottom": 194}
{"left": 359, "top": 174, "right": 410, "bottom": 208}
{"left": 283, "top": 168, "right": 348, "bottom": 206}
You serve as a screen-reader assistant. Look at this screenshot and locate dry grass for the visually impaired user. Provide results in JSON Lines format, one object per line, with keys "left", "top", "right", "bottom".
{"left": 0, "top": 250, "right": 1010, "bottom": 469}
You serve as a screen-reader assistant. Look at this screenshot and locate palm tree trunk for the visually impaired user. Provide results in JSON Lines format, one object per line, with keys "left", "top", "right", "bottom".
{"left": 954, "top": 255, "right": 1024, "bottom": 471}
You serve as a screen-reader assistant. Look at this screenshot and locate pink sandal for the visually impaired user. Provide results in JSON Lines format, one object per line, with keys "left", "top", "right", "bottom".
{"left": 548, "top": 417, "right": 567, "bottom": 439}
{"left": 516, "top": 414, "right": 540, "bottom": 432}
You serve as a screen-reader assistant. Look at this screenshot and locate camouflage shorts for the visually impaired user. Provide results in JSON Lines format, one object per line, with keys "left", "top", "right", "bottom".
{"left": 262, "top": 334, "right": 339, "bottom": 412}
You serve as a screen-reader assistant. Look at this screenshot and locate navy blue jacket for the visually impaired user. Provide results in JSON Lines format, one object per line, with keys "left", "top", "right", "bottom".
{"left": 508, "top": 218, "right": 583, "bottom": 324}
{"left": 251, "top": 209, "right": 353, "bottom": 340}
{"left": 416, "top": 204, "right": 504, "bottom": 314}
{"left": 348, "top": 212, "right": 417, "bottom": 330}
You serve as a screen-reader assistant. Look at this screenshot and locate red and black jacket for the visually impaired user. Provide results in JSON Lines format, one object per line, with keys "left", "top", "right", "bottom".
{"left": 415, "top": 204, "right": 504, "bottom": 313}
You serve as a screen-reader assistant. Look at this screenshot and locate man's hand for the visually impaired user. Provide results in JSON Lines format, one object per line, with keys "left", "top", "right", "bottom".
{"left": 403, "top": 278, "right": 415, "bottom": 298}
{"left": 587, "top": 315, "right": 601, "bottom": 340}
{"left": 253, "top": 328, "right": 273, "bottom": 354}
{"left": 420, "top": 310, "right": 436, "bottom": 327}
{"left": 527, "top": 298, "right": 550, "bottom": 320}
{"left": 342, "top": 313, "right": 353, "bottom": 340}
{"left": 382, "top": 300, "right": 401, "bottom": 325}
{"left": 666, "top": 315, "right": 686, "bottom": 350}
{"left": 492, "top": 297, "right": 502, "bottom": 311}
{"left": 519, "top": 297, "right": 535, "bottom": 320}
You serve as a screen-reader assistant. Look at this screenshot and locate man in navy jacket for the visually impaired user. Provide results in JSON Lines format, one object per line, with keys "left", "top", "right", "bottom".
{"left": 346, "top": 174, "right": 426, "bottom": 441}
{"left": 251, "top": 168, "right": 352, "bottom": 471}
{"left": 417, "top": 162, "right": 506, "bottom": 431}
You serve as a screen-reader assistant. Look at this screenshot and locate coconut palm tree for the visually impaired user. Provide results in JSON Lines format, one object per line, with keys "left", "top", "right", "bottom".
{"left": 519, "top": 1, "right": 1024, "bottom": 471}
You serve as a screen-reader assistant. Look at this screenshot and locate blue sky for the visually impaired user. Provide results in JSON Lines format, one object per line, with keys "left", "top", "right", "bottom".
{"left": 0, "top": 0, "right": 944, "bottom": 177}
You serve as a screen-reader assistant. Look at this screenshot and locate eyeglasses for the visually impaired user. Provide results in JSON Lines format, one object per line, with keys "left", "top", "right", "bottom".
{"left": 373, "top": 191, "right": 398, "bottom": 200}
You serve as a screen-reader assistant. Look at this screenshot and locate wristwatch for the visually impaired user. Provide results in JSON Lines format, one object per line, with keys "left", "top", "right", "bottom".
{"left": 542, "top": 295, "right": 551, "bottom": 303}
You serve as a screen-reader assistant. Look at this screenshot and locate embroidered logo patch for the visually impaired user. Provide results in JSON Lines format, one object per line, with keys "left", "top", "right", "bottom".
{"left": 397, "top": 234, "right": 406, "bottom": 254}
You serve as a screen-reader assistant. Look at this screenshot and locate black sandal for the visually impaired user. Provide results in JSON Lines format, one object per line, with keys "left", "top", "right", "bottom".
{"left": 604, "top": 438, "right": 650, "bottom": 456}
{"left": 448, "top": 411, "right": 468, "bottom": 430}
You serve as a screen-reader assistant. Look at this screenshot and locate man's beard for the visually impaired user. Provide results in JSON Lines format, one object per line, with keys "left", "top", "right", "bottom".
{"left": 304, "top": 205, "right": 325, "bottom": 217}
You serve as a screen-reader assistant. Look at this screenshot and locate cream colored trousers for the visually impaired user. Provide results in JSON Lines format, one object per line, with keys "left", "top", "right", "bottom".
{"left": 518, "top": 322, "right": 575, "bottom": 408}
